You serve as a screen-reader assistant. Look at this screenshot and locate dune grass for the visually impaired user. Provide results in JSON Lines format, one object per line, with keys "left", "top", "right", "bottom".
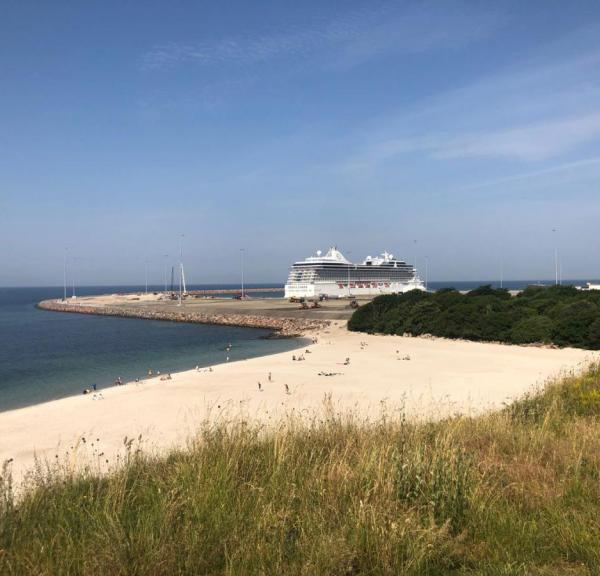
{"left": 2, "top": 364, "right": 600, "bottom": 575}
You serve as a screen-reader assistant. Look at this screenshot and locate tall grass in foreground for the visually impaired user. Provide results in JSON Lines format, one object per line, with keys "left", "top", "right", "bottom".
{"left": 2, "top": 365, "right": 600, "bottom": 575}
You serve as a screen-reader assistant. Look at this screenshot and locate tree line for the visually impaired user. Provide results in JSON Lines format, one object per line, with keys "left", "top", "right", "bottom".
{"left": 348, "top": 285, "right": 600, "bottom": 349}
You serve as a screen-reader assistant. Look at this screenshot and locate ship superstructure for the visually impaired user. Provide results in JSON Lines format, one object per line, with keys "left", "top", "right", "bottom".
{"left": 284, "top": 247, "right": 424, "bottom": 298}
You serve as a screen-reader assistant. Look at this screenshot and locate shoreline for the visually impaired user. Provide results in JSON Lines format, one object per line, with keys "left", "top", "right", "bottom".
{"left": 1, "top": 320, "right": 597, "bottom": 484}
{"left": 0, "top": 333, "right": 311, "bottom": 416}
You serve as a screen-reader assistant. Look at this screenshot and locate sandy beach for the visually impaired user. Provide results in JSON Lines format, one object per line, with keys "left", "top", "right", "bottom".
{"left": 1, "top": 321, "right": 596, "bottom": 482}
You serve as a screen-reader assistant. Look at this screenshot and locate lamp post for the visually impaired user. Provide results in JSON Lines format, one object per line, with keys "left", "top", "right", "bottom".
{"left": 240, "top": 248, "right": 245, "bottom": 299}
{"left": 63, "top": 248, "right": 68, "bottom": 302}
{"left": 552, "top": 229, "right": 558, "bottom": 286}
{"left": 346, "top": 251, "right": 352, "bottom": 297}
{"left": 71, "top": 256, "right": 77, "bottom": 299}
{"left": 425, "top": 256, "right": 429, "bottom": 291}
{"left": 500, "top": 242, "right": 504, "bottom": 289}
{"left": 413, "top": 239, "right": 418, "bottom": 275}
{"left": 145, "top": 260, "right": 148, "bottom": 294}
{"left": 178, "top": 235, "right": 184, "bottom": 306}
{"left": 163, "top": 254, "right": 169, "bottom": 293}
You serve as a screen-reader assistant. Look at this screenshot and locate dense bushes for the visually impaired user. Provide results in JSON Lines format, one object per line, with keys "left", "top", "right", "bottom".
{"left": 348, "top": 285, "right": 600, "bottom": 349}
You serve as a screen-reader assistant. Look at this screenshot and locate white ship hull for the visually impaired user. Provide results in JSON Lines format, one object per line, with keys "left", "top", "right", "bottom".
{"left": 285, "top": 247, "right": 425, "bottom": 299}
{"left": 284, "top": 279, "right": 424, "bottom": 299}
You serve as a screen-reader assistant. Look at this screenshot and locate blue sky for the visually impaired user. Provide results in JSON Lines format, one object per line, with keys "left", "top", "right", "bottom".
{"left": 2, "top": 1, "right": 600, "bottom": 286}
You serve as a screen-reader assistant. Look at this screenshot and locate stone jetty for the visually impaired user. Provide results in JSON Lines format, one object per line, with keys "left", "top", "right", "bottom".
{"left": 37, "top": 300, "right": 329, "bottom": 337}
{"left": 188, "top": 287, "right": 282, "bottom": 295}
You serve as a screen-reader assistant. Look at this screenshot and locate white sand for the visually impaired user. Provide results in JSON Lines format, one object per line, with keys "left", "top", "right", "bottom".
{"left": 1, "top": 322, "right": 596, "bottom": 482}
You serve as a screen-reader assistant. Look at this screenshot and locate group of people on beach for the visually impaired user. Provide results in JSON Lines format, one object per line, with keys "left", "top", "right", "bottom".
{"left": 196, "top": 365, "right": 214, "bottom": 372}
{"left": 257, "top": 376, "right": 290, "bottom": 395}
{"left": 82, "top": 366, "right": 179, "bottom": 396}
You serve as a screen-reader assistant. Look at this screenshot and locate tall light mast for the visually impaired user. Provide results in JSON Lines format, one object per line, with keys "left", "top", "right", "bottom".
{"left": 346, "top": 250, "right": 352, "bottom": 297}
{"left": 240, "top": 248, "right": 245, "bottom": 299}
{"left": 553, "top": 228, "right": 559, "bottom": 286}
{"left": 413, "top": 239, "right": 418, "bottom": 276}
{"left": 163, "top": 254, "right": 169, "bottom": 293}
{"left": 178, "top": 234, "right": 185, "bottom": 306}
{"left": 63, "top": 249, "right": 67, "bottom": 302}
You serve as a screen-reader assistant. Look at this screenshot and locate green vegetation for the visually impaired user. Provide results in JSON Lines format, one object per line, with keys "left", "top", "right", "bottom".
{"left": 2, "top": 365, "right": 600, "bottom": 575}
{"left": 348, "top": 285, "right": 600, "bottom": 349}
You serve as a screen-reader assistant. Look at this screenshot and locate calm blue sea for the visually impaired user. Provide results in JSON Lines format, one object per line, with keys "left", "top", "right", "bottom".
{"left": 0, "top": 285, "right": 302, "bottom": 413}
{"left": 1, "top": 280, "right": 596, "bottom": 413}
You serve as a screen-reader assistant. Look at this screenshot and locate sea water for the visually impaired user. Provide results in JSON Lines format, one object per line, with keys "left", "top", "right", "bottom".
{"left": 0, "top": 286, "right": 302, "bottom": 412}
{"left": 2, "top": 280, "right": 595, "bottom": 412}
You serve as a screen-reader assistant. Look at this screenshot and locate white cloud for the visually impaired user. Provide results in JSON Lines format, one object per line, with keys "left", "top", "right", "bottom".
{"left": 434, "top": 112, "right": 600, "bottom": 161}
{"left": 459, "top": 156, "right": 600, "bottom": 191}
{"left": 141, "top": 2, "right": 504, "bottom": 71}
{"left": 335, "top": 32, "right": 600, "bottom": 173}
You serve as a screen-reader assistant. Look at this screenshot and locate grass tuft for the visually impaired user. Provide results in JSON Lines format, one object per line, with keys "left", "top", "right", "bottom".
{"left": 1, "top": 364, "right": 600, "bottom": 574}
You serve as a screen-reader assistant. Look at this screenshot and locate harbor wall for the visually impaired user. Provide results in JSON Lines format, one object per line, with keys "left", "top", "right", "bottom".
{"left": 36, "top": 300, "right": 328, "bottom": 337}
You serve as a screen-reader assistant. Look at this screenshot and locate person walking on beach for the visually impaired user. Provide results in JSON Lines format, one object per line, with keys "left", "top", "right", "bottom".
{"left": 268, "top": 372, "right": 272, "bottom": 382}
{"left": 258, "top": 382, "right": 262, "bottom": 391}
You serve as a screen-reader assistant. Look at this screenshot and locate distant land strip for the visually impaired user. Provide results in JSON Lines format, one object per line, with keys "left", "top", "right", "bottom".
{"left": 36, "top": 300, "right": 327, "bottom": 337}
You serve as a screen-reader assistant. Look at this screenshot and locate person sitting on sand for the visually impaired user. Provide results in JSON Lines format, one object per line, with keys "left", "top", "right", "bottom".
{"left": 148, "top": 369, "right": 153, "bottom": 376}
{"left": 292, "top": 355, "right": 296, "bottom": 361}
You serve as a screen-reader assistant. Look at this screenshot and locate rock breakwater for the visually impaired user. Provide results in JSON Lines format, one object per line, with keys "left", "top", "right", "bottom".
{"left": 37, "top": 300, "right": 329, "bottom": 337}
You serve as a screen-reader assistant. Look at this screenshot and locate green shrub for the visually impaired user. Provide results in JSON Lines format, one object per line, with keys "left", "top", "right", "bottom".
{"left": 511, "top": 316, "right": 553, "bottom": 344}
{"left": 349, "top": 285, "right": 600, "bottom": 350}
{"left": 404, "top": 300, "right": 441, "bottom": 335}
{"left": 588, "top": 318, "right": 600, "bottom": 350}
{"left": 552, "top": 300, "right": 599, "bottom": 347}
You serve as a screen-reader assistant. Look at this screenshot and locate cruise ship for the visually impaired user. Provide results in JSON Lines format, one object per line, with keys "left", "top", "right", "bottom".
{"left": 284, "top": 247, "right": 425, "bottom": 299}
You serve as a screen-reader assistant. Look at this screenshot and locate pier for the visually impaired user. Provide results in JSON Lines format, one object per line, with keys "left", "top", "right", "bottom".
{"left": 188, "top": 287, "right": 282, "bottom": 296}
{"left": 36, "top": 293, "right": 362, "bottom": 336}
